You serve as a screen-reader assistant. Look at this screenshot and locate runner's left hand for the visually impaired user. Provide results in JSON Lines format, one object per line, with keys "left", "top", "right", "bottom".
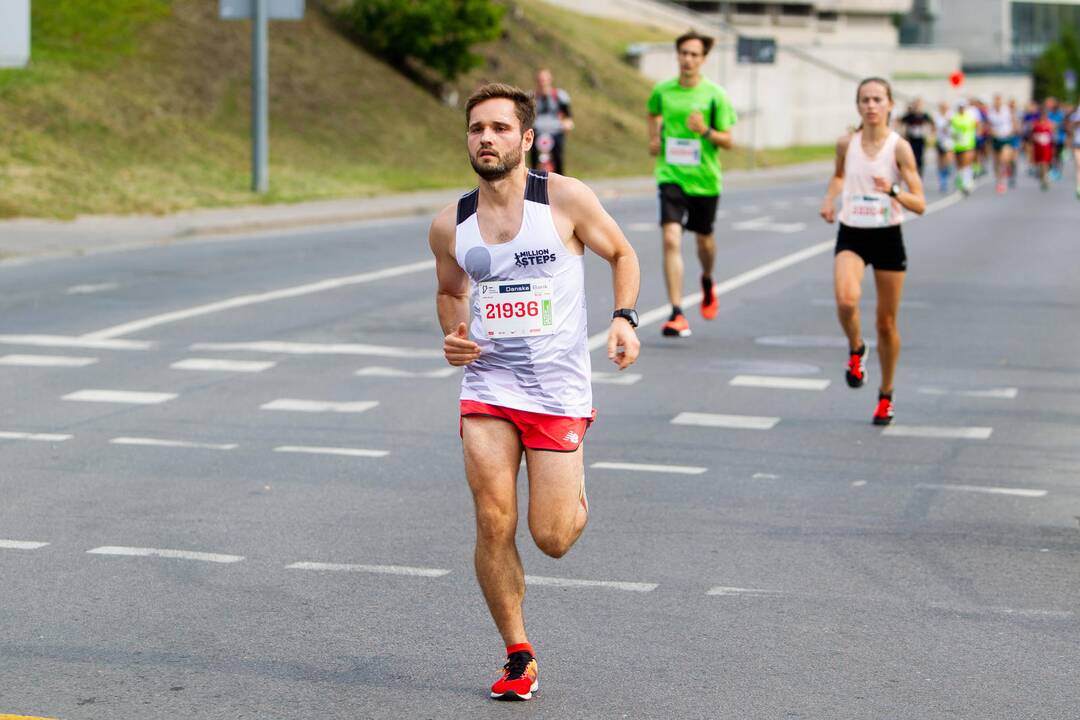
{"left": 687, "top": 111, "right": 707, "bottom": 135}
{"left": 607, "top": 319, "right": 640, "bottom": 370}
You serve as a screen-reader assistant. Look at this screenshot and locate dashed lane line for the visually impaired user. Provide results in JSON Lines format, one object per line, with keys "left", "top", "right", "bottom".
{"left": 729, "top": 375, "right": 830, "bottom": 391}
{"left": 524, "top": 575, "right": 658, "bottom": 592}
{"left": 171, "top": 358, "right": 277, "bottom": 373}
{"left": 917, "top": 387, "right": 1018, "bottom": 399}
{"left": 274, "top": 445, "right": 389, "bottom": 458}
{"left": 883, "top": 425, "right": 993, "bottom": 440}
{"left": 110, "top": 437, "right": 238, "bottom": 451}
{"left": 87, "top": 546, "right": 244, "bottom": 563}
{"left": 261, "top": 399, "right": 379, "bottom": 414}
{"left": 0, "top": 540, "right": 50, "bottom": 550}
{"left": 62, "top": 389, "right": 177, "bottom": 405}
{"left": 0, "top": 354, "right": 98, "bottom": 367}
{"left": 0, "top": 335, "right": 153, "bottom": 351}
{"left": 915, "top": 483, "right": 1046, "bottom": 498}
{"left": 192, "top": 341, "right": 441, "bottom": 359}
{"left": 286, "top": 562, "right": 449, "bottom": 577}
{"left": 590, "top": 461, "right": 707, "bottom": 475}
{"left": 591, "top": 371, "right": 642, "bottom": 385}
{"left": 0, "top": 431, "right": 71, "bottom": 442}
{"left": 354, "top": 366, "right": 458, "bottom": 378}
{"left": 671, "top": 412, "right": 780, "bottom": 430}
{"left": 67, "top": 282, "right": 118, "bottom": 295}
{"left": 706, "top": 586, "right": 783, "bottom": 597}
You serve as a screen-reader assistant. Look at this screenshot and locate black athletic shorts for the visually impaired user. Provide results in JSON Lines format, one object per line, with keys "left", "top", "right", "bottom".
{"left": 658, "top": 183, "right": 720, "bottom": 235}
{"left": 835, "top": 223, "right": 907, "bottom": 272}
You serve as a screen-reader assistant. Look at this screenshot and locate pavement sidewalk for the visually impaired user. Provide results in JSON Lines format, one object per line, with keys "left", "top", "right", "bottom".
{"left": 0, "top": 161, "right": 830, "bottom": 264}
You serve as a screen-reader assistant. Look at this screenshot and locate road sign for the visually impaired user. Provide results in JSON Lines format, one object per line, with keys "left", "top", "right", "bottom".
{"left": 220, "top": 0, "right": 304, "bottom": 20}
{"left": 736, "top": 36, "right": 776, "bottom": 65}
{"left": 220, "top": 0, "right": 305, "bottom": 193}
{"left": 0, "top": 0, "right": 30, "bottom": 68}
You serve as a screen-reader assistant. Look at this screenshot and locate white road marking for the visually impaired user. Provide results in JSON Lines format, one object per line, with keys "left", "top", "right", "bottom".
{"left": 627, "top": 222, "right": 655, "bottom": 232}
{"left": 732, "top": 216, "right": 807, "bottom": 233}
{"left": 0, "top": 354, "right": 98, "bottom": 367}
{"left": 191, "top": 341, "right": 442, "bottom": 359}
{"left": 171, "top": 358, "right": 276, "bottom": 373}
{"left": 285, "top": 562, "right": 448, "bottom": 577}
{"left": 590, "top": 461, "right": 707, "bottom": 475}
{"left": 63, "top": 389, "right": 177, "bottom": 405}
{"left": 110, "top": 437, "right": 238, "bottom": 451}
{"left": 672, "top": 412, "right": 780, "bottom": 430}
{"left": 524, "top": 575, "right": 657, "bottom": 592}
{"left": 883, "top": 425, "right": 993, "bottom": 440}
{"left": 591, "top": 371, "right": 642, "bottom": 385}
{"left": 261, "top": 399, "right": 378, "bottom": 414}
{"left": 67, "top": 282, "right": 118, "bottom": 295}
{"left": 354, "top": 366, "right": 457, "bottom": 378}
{"left": 87, "top": 546, "right": 244, "bottom": 563}
{"left": 0, "top": 539, "right": 50, "bottom": 550}
{"left": 586, "top": 191, "right": 962, "bottom": 352}
{"left": 706, "top": 586, "right": 782, "bottom": 596}
{"left": 851, "top": 480, "right": 868, "bottom": 487}
{"left": 730, "top": 375, "right": 830, "bottom": 391}
{"left": 83, "top": 259, "right": 436, "bottom": 339}
{"left": 0, "top": 334, "right": 152, "bottom": 351}
{"left": 274, "top": 445, "right": 389, "bottom": 458}
{"left": 915, "top": 483, "right": 1046, "bottom": 498}
{"left": 752, "top": 472, "right": 780, "bottom": 480}
{"left": 812, "top": 298, "right": 931, "bottom": 309}
{"left": 0, "top": 431, "right": 72, "bottom": 442}
{"left": 917, "top": 387, "right": 1019, "bottom": 399}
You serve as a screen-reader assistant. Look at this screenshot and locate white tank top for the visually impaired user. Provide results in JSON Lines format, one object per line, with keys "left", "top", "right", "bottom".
{"left": 987, "top": 107, "right": 1015, "bottom": 139}
{"left": 840, "top": 130, "right": 903, "bottom": 228}
{"left": 454, "top": 170, "right": 591, "bottom": 418}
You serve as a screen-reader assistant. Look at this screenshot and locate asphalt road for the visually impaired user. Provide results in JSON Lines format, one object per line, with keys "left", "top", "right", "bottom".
{"left": 1, "top": 171, "right": 1078, "bottom": 719}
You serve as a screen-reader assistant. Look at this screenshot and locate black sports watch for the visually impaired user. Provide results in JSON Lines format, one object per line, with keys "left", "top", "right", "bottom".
{"left": 612, "top": 308, "right": 639, "bottom": 328}
{"left": 888, "top": 183, "right": 901, "bottom": 198}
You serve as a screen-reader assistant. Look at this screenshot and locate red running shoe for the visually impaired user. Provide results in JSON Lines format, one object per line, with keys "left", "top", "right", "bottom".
{"left": 700, "top": 275, "right": 718, "bottom": 320}
{"left": 872, "top": 394, "right": 894, "bottom": 426}
{"left": 845, "top": 344, "right": 867, "bottom": 388}
{"left": 490, "top": 647, "right": 538, "bottom": 701}
{"left": 661, "top": 313, "right": 691, "bottom": 337}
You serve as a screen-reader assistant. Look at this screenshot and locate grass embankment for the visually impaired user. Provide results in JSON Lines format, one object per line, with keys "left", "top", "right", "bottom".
{"left": 0, "top": 0, "right": 831, "bottom": 219}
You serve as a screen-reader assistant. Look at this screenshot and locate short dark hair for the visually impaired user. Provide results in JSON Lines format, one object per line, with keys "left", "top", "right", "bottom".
{"left": 675, "top": 30, "right": 714, "bottom": 55}
{"left": 465, "top": 83, "right": 535, "bottom": 132}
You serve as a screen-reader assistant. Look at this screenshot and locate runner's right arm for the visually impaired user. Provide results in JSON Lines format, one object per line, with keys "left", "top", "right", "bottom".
{"left": 820, "top": 134, "right": 850, "bottom": 224}
{"left": 429, "top": 204, "right": 481, "bottom": 366}
{"left": 647, "top": 113, "right": 662, "bottom": 156}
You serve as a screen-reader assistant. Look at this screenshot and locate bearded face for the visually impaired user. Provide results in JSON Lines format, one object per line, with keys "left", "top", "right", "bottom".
{"left": 466, "top": 98, "right": 532, "bottom": 182}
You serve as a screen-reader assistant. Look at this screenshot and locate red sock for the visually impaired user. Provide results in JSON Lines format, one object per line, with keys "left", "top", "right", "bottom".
{"left": 506, "top": 642, "right": 534, "bottom": 657}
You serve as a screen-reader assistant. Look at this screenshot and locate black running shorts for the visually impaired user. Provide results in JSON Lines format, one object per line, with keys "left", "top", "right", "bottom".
{"left": 835, "top": 223, "right": 907, "bottom": 272}
{"left": 658, "top": 183, "right": 720, "bottom": 235}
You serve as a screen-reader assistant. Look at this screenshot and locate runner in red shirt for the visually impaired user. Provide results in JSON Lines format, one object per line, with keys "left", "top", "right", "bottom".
{"left": 1031, "top": 108, "right": 1054, "bottom": 191}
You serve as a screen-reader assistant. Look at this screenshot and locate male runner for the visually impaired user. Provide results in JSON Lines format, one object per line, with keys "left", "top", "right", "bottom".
{"left": 429, "top": 83, "right": 640, "bottom": 701}
{"left": 986, "top": 94, "right": 1017, "bottom": 193}
{"left": 530, "top": 69, "right": 573, "bottom": 175}
{"left": 647, "top": 30, "right": 736, "bottom": 337}
{"left": 1046, "top": 96, "right": 1067, "bottom": 181}
{"left": 932, "top": 101, "right": 954, "bottom": 194}
{"left": 1031, "top": 105, "right": 1055, "bottom": 191}
{"left": 951, "top": 99, "right": 979, "bottom": 195}
{"left": 1068, "top": 103, "right": 1080, "bottom": 199}
{"left": 898, "top": 97, "right": 931, "bottom": 176}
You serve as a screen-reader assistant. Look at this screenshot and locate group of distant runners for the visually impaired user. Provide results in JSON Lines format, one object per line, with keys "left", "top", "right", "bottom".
{"left": 426, "top": 28, "right": 1075, "bottom": 703}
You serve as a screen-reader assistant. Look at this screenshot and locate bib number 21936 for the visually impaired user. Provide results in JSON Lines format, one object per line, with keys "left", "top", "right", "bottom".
{"left": 478, "top": 278, "right": 554, "bottom": 338}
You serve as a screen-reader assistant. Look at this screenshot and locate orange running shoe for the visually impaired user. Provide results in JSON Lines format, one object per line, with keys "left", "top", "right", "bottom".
{"left": 845, "top": 344, "right": 867, "bottom": 388}
{"left": 491, "top": 645, "right": 538, "bottom": 701}
{"left": 700, "top": 275, "right": 718, "bottom": 320}
{"left": 872, "top": 393, "right": 895, "bottom": 426}
{"left": 661, "top": 312, "right": 691, "bottom": 337}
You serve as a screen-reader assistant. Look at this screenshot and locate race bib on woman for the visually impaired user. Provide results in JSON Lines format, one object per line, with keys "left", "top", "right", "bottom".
{"left": 845, "top": 193, "right": 891, "bottom": 228}
{"left": 478, "top": 278, "right": 555, "bottom": 338}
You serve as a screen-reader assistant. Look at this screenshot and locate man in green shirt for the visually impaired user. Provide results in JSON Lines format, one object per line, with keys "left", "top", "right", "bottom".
{"left": 647, "top": 30, "right": 737, "bottom": 337}
{"left": 950, "top": 99, "right": 979, "bottom": 195}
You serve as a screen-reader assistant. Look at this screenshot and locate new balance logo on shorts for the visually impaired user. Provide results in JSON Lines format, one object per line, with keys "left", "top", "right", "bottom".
{"left": 563, "top": 430, "right": 579, "bottom": 444}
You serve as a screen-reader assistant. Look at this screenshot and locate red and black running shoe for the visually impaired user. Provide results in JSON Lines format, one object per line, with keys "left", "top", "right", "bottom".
{"left": 700, "top": 275, "right": 718, "bottom": 320}
{"left": 490, "top": 645, "right": 538, "bottom": 701}
{"left": 845, "top": 344, "right": 867, "bottom": 388}
{"left": 872, "top": 393, "right": 895, "bottom": 426}
{"left": 661, "top": 312, "right": 691, "bottom": 337}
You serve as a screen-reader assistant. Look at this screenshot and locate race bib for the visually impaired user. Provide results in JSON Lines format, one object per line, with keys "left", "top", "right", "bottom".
{"left": 478, "top": 278, "right": 555, "bottom": 339}
{"left": 845, "top": 192, "right": 891, "bottom": 228}
{"left": 665, "top": 137, "right": 702, "bottom": 166}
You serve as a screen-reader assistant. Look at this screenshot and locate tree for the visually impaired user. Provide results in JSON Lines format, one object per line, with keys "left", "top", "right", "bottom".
{"left": 334, "top": 0, "right": 505, "bottom": 86}
{"left": 1033, "top": 26, "right": 1080, "bottom": 102}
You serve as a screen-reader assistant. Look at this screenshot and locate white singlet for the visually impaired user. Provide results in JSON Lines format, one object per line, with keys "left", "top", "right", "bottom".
{"left": 453, "top": 170, "right": 592, "bottom": 418}
{"left": 987, "top": 107, "right": 1015, "bottom": 139}
{"left": 840, "top": 130, "right": 903, "bottom": 229}
{"left": 933, "top": 112, "right": 954, "bottom": 151}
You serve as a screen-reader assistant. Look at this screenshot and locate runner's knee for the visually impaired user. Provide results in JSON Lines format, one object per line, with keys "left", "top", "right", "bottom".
{"left": 531, "top": 526, "right": 574, "bottom": 559}
{"left": 475, "top": 502, "right": 517, "bottom": 544}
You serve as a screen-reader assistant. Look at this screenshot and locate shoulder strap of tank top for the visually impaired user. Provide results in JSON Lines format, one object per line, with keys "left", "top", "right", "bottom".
{"left": 456, "top": 188, "right": 479, "bottom": 225}
{"left": 525, "top": 170, "right": 549, "bottom": 205}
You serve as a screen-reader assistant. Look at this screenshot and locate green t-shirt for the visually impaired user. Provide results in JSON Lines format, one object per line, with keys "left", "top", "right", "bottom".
{"left": 647, "top": 77, "right": 737, "bottom": 196}
{"left": 951, "top": 109, "right": 978, "bottom": 152}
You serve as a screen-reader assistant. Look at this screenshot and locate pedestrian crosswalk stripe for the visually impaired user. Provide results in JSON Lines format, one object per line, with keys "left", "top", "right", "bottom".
{"left": 63, "top": 389, "right": 177, "bottom": 404}
{"left": 525, "top": 575, "right": 657, "bottom": 592}
{"left": 917, "top": 387, "right": 1018, "bottom": 399}
{"left": 354, "top": 366, "right": 457, "bottom": 378}
{"left": 110, "top": 437, "right": 238, "bottom": 451}
{"left": 729, "top": 375, "right": 830, "bottom": 390}
{"left": 87, "top": 546, "right": 244, "bottom": 563}
{"left": 591, "top": 461, "right": 706, "bottom": 475}
{"left": 191, "top": 341, "right": 442, "bottom": 359}
{"left": 274, "top": 445, "right": 388, "bottom": 458}
{"left": 171, "top": 358, "right": 276, "bottom": 373}
{"left": 261, "top": 399, "right": 378, "bottom": 413}
{"left": 883, "top": 425, "right": 992, "bottom": 440}
{"left": 0, "top": 540, "right": 49, "bottom": 550}
{"left": 0, "top": 354, "right": 98, "bottom": 367}
{"left": 672, "top": 412, "right": 780, "bottom": 430}
{"left": 286, "top": 562, "right": 448, "bottom": 577}
{"left": 0, "top": 431, "right": 71, "bottom": 442}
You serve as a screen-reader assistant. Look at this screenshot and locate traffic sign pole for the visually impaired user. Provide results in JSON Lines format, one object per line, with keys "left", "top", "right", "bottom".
{"left": 252, "top": 0, "right": 269, "bottom": 193}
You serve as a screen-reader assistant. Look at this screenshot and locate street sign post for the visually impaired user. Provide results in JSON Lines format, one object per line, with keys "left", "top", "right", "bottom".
{"left": 220, "top": 0, "right": 305, "bottom": 194}
{"left": 736, "top": 36, "right": 776, "bottom": 169}
{"left": 0, "top": 0, "right": 30, "bottom": 69}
